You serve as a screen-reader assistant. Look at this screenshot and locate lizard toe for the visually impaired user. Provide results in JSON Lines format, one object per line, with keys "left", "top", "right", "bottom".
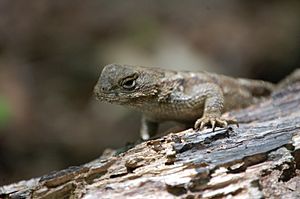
{"left": 211, "top": 120, "right": 216, "bottom": 131}
{"left": 194, "top": 119, "right": 201, "bottom": 130}
{"left": 194, "top": 117, "right": 209, "bottom": 130}
{"left": 216, "top": 118, "right": 228, "bottom": 128}
{"left": 195, "top": 116, "right": 239, "bottom": 132}
{"left": 226, "top": 118, "right": 239, "bottom": 127}
{"left": 199, "top": 120, "right": 207, "bottom": 131}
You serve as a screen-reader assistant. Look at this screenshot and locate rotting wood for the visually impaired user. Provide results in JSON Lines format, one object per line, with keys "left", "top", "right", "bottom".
{"left": 1, "top": 83, "right": 300, "bottom": 199}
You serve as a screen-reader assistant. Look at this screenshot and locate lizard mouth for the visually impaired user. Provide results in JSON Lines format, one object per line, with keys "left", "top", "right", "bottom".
{"left": 94, "top": 90, "right": 130, "bottom": 105}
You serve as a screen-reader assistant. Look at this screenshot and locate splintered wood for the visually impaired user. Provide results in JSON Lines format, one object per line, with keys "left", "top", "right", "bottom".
{"left": 1, "top": 83, "right": 300, "bottom": 199}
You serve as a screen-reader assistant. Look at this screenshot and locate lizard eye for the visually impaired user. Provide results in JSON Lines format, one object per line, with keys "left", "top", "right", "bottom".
{"left": 122, "top": 78, "right": 136, "bottom": 90}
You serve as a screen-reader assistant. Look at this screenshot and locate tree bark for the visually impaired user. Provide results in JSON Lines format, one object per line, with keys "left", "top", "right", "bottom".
{"left": 1, "top": 83, "right": 300, "bottom": 199}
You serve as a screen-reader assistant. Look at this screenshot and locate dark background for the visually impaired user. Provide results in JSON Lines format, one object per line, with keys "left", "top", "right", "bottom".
{"left": 0, "top": 0, "right": 299, "bottom": 185}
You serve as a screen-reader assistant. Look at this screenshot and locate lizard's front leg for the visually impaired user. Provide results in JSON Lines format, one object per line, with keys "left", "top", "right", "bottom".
{"left": 193, "top": 84, "right": 238, "bottom": 131}
{"left": 140, "top": 115, "right": 159, "bottom": 140}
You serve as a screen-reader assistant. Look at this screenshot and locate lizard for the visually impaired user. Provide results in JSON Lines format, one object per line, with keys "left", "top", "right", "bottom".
{"left": 94, "top": 64, "right": 299, "bottom": 140}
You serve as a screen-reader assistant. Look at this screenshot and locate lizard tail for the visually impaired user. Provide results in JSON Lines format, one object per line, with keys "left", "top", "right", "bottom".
{"left": 236, "top": 78, "right": 275, "bottom": 97}
{"left": 237, "top": 68, "right": 300, "bottom": 96}
{"left": 276, "top": 68, "right": 300, "bottom": 89}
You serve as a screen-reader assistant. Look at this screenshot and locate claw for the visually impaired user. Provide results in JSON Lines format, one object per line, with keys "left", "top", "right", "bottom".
{"left": 194, "top": 119, "right": 201, "bottom": 130}
{"left": 211, "top": 120, "right": 216, "bottom": 131}
{"left": 223, "top": 121, "right": 228, "bottom": 128}
{"left": 200, "top": 120, "right": 206, "bottom": 130}
{"left": 194, "top": 115, "right": 239, "bottom": 132}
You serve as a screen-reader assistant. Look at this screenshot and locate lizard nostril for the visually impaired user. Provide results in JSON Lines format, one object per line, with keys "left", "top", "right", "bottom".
{"left": 94, "top": 84, "right": 108, "bottom": 95}
{"left": 98, "top": 86, "right": 110, "bottom": 93}
{"left": 101, "top": 87, "right": 108, "bottom": 92}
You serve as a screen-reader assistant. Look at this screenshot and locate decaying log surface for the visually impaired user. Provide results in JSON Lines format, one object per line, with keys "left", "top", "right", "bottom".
{"left": 1, "top": 83, "right": 300, "bottom": 199}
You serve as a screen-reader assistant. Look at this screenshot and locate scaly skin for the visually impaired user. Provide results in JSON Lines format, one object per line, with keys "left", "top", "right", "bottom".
{"left": 94, "top": 64, "right": 295, "bottom": 140}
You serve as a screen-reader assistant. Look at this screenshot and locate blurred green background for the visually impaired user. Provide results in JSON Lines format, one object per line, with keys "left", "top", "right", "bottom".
{"left": 0, "top": 0, "right": 299, "bottom": 185}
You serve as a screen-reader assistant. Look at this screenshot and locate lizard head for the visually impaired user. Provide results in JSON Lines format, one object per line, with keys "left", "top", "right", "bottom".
{"left": 94, "top": 64, "right": 164, "bottom": 105}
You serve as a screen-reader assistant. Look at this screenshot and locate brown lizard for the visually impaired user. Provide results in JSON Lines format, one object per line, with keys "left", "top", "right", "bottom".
{"left": 94, "top": 64, "right": 299, "bottom": 140}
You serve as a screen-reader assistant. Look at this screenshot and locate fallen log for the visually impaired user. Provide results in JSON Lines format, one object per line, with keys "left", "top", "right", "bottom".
{"left": 1, "top": 83, "right": 300, "bottom": 199}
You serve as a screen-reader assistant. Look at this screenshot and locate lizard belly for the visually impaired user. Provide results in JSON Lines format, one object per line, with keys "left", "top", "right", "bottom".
{"left": 144, "top": 103, "right": 203, "bottom": 123}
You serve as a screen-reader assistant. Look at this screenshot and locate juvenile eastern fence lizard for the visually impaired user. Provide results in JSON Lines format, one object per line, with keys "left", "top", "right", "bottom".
{"left": 94, "top": 64, "right": 299, "bottom": 140}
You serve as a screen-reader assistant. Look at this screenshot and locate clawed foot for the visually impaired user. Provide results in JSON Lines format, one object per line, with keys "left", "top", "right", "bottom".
{"left": 194, "top": 116, "right": 239, "bottom": 131}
